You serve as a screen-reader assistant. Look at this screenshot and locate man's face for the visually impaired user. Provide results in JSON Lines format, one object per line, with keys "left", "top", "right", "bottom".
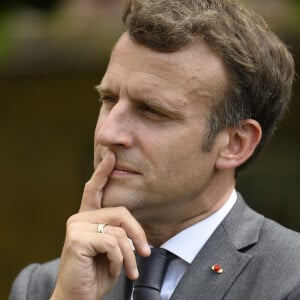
{"left": 94, "top": 33, "right": 229, "bottom": 225}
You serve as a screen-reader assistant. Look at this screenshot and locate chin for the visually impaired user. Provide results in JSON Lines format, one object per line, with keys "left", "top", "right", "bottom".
{"left": 102, "top": 187, "right": 131, "bottom": 208}
{"left": 102, "top": 179, "right": 140, "bottom": 207}
{"left": 101, "top": 186, "right": 146, "bottom": 215}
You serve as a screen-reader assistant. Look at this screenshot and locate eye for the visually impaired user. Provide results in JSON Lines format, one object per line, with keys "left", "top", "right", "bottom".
{"left": 101, "top": 95, "right": 117, "bottom": 104}
{"left": 100, "top": 95, "right": 118, "bottom": 110}
{"left": 139, "top": 104, "right": 165, "bottom": 119}
{"left": 141, "top": 105, "right": 158, "bottom": 114}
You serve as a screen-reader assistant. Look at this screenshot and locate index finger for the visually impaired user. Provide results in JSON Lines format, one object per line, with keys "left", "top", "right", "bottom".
{"left": 80, "top": 151, "right": 116, "bottom": 211}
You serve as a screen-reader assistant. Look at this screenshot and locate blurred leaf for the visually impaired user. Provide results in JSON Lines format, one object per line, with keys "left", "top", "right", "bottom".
{"left": 291, "top": 0, "right": 300, "bottom": 8}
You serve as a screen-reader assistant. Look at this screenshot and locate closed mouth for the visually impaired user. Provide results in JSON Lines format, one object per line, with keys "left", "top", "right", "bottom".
{"left": 113, "top": 164, "right": 140, "bottom": 174}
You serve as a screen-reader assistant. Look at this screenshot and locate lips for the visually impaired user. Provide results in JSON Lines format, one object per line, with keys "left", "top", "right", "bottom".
{"left": 113, "top": 163, "right": 140, "bottom": 174}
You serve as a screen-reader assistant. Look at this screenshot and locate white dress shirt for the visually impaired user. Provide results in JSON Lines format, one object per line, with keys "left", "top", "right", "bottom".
{"left": 160, "top": 189, "right": 237, "bottom": 299}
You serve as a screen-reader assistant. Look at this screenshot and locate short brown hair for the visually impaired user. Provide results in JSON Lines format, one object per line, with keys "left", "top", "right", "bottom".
{"left": 123, "top": 0, "right": 295, "bottom": 171}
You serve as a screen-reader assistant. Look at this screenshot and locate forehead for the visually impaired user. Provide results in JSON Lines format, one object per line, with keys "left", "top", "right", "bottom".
{"left": 101, "top": 33, "right": 228, "bottom": 104}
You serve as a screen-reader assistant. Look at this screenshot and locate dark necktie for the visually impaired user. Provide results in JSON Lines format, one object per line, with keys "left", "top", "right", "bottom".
{"left": 133, "top": 248, "right": 172, "bottom": 300}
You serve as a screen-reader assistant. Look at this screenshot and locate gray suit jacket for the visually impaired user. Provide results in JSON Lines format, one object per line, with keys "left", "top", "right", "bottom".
{"left": 9, "top": 194, "right": 300, "bottom": 299}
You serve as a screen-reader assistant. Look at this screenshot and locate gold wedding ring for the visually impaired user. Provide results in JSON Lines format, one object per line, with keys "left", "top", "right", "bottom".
{"left": 97, "top": 223, "right": 108, "bottom": 234}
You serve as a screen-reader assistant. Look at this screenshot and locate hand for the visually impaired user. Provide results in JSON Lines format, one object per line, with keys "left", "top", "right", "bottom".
{"left": 51, "top": 151, "right": 150, "bottom": 300}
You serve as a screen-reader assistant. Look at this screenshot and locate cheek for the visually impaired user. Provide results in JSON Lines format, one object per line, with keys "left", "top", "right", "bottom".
{"left": 173, "top": 133, "right": 215, "bottom": 174}
{"left": 149, "top": 132, "right": 204, "bottom": 173}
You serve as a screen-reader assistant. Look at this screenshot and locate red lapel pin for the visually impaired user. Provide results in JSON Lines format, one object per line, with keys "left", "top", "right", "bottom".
{"left": 211, "top": 264, "right": 224, "bottom": 274}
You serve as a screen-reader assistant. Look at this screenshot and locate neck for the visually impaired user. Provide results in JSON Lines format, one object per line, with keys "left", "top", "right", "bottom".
{"left": 142, "top": 171, "right": 236, "bottom": 247}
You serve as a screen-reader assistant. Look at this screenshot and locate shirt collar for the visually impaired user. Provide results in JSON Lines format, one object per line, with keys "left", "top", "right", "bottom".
{"left": 161, "top": 189, "right": 237, "bottom": 264}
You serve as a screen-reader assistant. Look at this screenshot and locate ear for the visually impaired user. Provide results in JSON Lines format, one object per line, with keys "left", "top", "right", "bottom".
{"left": 215, "top": 119, "right": 262, "bottom": 170}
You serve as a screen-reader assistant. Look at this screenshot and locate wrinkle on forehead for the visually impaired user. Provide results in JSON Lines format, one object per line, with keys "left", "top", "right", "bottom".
{"left": 111, "top": 33, "right": 208, "bottom": 76}
{"left": 105, "top": 32, "right": 229, "bottom": 110}
{"left": 112, "top": 33, "right": 228, "bottom": 90}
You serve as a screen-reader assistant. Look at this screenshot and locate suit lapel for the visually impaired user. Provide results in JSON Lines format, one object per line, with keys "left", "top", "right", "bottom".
{"left": 171, "top": 194, "right": 264, "bottom": 299}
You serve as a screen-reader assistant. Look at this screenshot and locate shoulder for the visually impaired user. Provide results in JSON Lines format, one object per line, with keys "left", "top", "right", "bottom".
{"left": 247, "top": 218, "right": 300, "bottom": 296}
{"left": 230, "top": 194, "right": 300, "bottom": 259}
{"left": 220, "top": 194, "right": 300, "bottom": 297}
{"left": 258, "top": 216, "right": 300, "bottom": 261}
{"left": 225, "top": 193, "right": 300, "bottom": 252}
{"left": 9, "top": 258, "right": 60, "bottom": 300}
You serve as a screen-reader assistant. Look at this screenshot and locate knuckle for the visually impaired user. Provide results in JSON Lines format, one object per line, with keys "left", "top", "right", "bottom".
{"left": 105, "top": 235, "right": 119, "bottom": 249}
{"left": 67, "top": 221, "right": 79, "bottom": 233}
{"left": 65, "top": 222, "right": 84, "bottom": 247}
{"left": 112, "top": 227, "right": 127, "bottom": 239}
{"left": 130, "top": 227, "right": 146, "bottom": 241}
{"left": 66, "top": 214, "right": 78, "bottom": 227}
{"left": 66, "top": 230, "right": 81, "bottom": 249}
{"left": 84, "top": 179, "right": 91, "bottom": 188}
{"left": 117, "top": 206, "right": 130, "bottom": 217}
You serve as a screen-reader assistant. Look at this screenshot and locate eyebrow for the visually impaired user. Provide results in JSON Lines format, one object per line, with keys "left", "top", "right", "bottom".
{"left": 95, "top": 84, "right": 186, "bottom": 120}
{"left": 141, "top": 97, "right": 186, "bottom": 120}
{"left": 95, "top": 84, "right": 114, "bottom": 97}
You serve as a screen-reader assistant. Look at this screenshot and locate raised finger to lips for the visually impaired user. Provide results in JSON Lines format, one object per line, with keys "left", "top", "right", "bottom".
{"left": 80, "top": 151, "right": 116, "bottom": 211}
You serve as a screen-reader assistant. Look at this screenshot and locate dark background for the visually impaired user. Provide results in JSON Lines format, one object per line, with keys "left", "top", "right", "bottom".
{"left": 1, "top": 1, "right": 300, "bottom": 298}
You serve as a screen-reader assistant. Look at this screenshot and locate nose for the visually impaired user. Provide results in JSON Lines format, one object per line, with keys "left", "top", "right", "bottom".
{"left": 95, "top": 101, "right": 134, "bottom": 149}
